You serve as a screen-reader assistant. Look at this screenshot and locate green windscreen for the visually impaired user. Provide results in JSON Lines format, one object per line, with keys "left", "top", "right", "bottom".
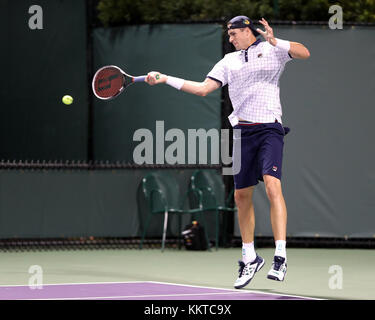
{"left": 0, "top": 0, "right": 88, "bottom": 161}
{"left": 92, "top": 24, "right": 223, "bottom": 164}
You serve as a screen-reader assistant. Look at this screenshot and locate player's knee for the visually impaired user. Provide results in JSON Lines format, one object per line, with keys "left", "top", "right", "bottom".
{"left": 264, "top": 176, "right": 282, "bottom": 201}
{"left": 265, "top": 187, "right": 279, "bottom": 202}
{"left": 234, "top": 188, "right": 253, "bottom": 208}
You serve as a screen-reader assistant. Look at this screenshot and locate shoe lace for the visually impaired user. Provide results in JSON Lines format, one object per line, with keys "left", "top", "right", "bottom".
{"left": 238, "top": 261, "right": 245, "bottom": 276}
{"left": 238, "top": 261, "right": 256, "bottom": 277}
{"left": 273, "top": 257, "right": 285, "bottom": 271}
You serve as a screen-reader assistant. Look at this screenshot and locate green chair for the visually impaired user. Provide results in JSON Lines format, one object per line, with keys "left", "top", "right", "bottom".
{"left": 189, "top": 169, "right": 237, "bottom": 250}
{"left": 138, "top": 171, "right": 211, "bottom": 252}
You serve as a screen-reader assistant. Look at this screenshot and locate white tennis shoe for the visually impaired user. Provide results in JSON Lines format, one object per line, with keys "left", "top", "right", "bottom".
{"left": 267, "top": 256, "right": 287, "bottom": 281}
{"left": 234, "top": 255, "right": 265, "bottom": 289}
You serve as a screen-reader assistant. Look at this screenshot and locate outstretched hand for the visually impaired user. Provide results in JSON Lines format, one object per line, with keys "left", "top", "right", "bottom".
{"left": 256, "top": 18, "right": 277, "bottom": 46}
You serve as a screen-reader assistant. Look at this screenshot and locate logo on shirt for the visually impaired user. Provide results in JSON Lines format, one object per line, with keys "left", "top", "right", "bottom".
{"left": 257, "top": 53, "right": 263, "bottom": 58}
{"left": 272, "top": 166, "right": 278, "bottom": 172}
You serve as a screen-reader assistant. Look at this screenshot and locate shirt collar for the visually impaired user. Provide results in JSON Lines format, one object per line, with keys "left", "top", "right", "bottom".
{"left": 240, "top": 39, "right": 261, "bottom": 62}
{"left": 242, "top": 39, "right": 261, "bottom": 52}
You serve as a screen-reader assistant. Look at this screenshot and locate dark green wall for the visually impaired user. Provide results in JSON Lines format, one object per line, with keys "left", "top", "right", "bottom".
{"left": 92, "top": 24, "right": 222, "bottom": 163}
{"left": 0, "top": 0, "right": 88, "bottom": 161}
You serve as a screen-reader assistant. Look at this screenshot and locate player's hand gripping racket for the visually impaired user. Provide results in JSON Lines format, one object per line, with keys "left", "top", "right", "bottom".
{"left": 92, "top": 65, "right": 155, "bottom": 100}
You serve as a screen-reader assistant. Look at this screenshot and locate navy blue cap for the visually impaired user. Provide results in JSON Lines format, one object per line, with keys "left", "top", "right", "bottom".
{"left": 227, "top": 15, "right": 260, "bottom": 37}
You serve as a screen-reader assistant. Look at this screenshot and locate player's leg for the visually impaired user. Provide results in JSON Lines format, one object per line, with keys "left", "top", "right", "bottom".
{"left": 235, "top": 187, "right": 260, "bottom": 264}
{"left": 263, "top": 174, "right": 288, "bottom": 281}
{"left": 235, "top": 186, "right": 255, "bottom": 245}
{"left": 263, "top": 174, "right": 287, "bottom": 243}
{"left": 259, "top": 123, "right": 288, "bottom": 281}
{"left": 233, "top": 187, "right": 265, "bottom": 289}
{"left": 232, "top": 123, "right": 265, "bottom": 289}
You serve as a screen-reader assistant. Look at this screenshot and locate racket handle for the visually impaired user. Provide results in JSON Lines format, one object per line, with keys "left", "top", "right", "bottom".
{"left": 133, "top": 76, "right": 146, "bottom": 83}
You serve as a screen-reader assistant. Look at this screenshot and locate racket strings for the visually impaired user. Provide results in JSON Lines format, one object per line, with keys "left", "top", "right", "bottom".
{"left": 94, "top": 67, "right": 124, "bottom": 98}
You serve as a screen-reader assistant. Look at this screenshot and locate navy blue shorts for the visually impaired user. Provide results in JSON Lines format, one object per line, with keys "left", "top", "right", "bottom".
{"left": 233, "top": 121, "right": 290, "bottom": 189}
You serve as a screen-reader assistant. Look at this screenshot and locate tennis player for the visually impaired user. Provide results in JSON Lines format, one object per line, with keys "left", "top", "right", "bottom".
{"left": 145, "top": 16, "right": 310, "bottom": 289}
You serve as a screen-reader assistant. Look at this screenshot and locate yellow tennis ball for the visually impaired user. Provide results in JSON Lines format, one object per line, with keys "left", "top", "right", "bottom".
{"left": 62, "top": 95, "right": 73, "bottom": 105}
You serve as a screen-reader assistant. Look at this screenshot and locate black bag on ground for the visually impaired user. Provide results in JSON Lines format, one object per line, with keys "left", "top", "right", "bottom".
{"left": 181, "top": 221, "right": 207, "bottom": 251}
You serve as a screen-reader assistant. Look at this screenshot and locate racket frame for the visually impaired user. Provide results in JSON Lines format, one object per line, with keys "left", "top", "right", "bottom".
{"left": 92, "top": 65, "right": 146, "bottom": 100}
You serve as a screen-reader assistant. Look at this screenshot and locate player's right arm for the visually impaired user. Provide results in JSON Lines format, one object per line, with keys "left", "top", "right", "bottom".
{"left": 146, "top": 72, "right": 221, "bottom": 96}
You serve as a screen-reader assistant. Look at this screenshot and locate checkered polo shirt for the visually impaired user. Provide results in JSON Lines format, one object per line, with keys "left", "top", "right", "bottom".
{"left": 207, "top": 39, "right": 292, "bottom": 126}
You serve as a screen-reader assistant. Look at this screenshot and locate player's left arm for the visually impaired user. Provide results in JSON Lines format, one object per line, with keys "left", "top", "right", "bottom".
{"left": 287, "top": 41, "right": 310, "bottom": 59}
{"left": 257, "top": 18, "right": 310, "bottom": 60}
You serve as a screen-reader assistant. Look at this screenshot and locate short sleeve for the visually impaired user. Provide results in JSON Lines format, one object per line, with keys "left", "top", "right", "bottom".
{"left": 206, "top": 56, "right": 228, "bottom": 87}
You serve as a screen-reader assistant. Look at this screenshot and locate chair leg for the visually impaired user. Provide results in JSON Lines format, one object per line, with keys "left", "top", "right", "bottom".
{"left": 139, "top": 213, "right": 152, "bottom": 250}
{"left": 161, "top": 211, "right": 168, "bottom": 252}
{"left": 215, "top": 210, "right": 219, "bottom": 251}
{"left": 178, "top": 215, "right": 182, "bottom": 250}
{"left": 222, "top": 212, "right": 227, "bottom": 247}
{"left": 200, "top": 213, "right": 211, "bottom": 252}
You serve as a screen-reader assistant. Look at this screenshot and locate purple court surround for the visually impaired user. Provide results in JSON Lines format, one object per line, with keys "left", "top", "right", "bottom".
{"left": 0, "top": 281, "right": 315, "bottom": 300}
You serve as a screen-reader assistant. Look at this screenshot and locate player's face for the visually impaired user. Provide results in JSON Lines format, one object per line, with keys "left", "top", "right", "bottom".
{"left": 228, "top": 28, "right": 250, "bottom": 50}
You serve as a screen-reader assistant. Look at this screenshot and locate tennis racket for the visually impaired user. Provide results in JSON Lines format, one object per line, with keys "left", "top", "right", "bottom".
{"left": 92, "top": 65, "right": 149, "bottom": 100}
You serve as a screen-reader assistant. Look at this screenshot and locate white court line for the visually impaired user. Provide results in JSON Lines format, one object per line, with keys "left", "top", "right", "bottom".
{"left": 0, "top": 280, "right": 324, "bottom": 300}
{"left": 0, "top": 280, "right": 146, "bottom": 287}
{"left": 23, "top": 291, "right": 247, "bottom": 300}
{"left": 148, "top": 281, "right": 324, "bottom": 300}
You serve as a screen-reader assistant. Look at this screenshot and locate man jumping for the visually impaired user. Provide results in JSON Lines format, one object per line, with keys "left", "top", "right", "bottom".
{"left": 145, "top": 16, "right": 310, "bottom": 289}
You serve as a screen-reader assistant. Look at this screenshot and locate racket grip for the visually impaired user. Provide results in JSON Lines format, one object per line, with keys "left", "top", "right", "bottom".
{"left": 133, "top": 76, "right": 146, "bottom": 83}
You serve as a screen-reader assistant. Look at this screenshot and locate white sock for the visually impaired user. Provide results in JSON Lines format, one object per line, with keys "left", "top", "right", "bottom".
{"left": 242, "top": 242, "right": 256, "bottom": 264}
{"left": 275, "top": 240, "right": 287, "bottom": 260}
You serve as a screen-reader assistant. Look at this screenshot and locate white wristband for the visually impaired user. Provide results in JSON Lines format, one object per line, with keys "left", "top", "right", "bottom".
{"left": 275, "top": 38, "right": 290, "bottom": 51}
{"left": 166, "top": 76, "right": 184, "bottom": 90}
